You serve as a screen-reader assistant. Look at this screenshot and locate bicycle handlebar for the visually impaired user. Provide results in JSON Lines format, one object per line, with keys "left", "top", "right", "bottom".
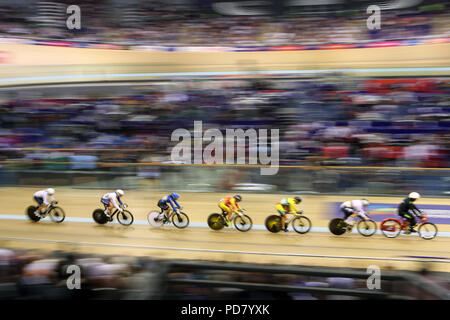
{"left": 420, "top": 212, "right": 428, "bottom": 222}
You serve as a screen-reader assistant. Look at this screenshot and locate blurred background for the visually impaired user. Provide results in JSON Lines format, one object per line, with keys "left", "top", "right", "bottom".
{"left": 0, "top": 0, "right": 449, "bottom": 300}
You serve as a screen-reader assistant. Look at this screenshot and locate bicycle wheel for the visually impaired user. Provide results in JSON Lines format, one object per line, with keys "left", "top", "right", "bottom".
{"left": 207, "top": 213, "right": 225, "bottom": 230}
{"left": 172, "top": 212, "right": 190, "bottom": 229}
{"left": 92, "top": 209, "right": 108, "bottom": 224}
{"left": 265, "top": 215, "right": 282, "bottom": 233}
{"left": 357, "top": 219, "right": 377, "bottom": 237}
{"left": 148, "top": 211, "right": 164, "bottom": 227}
{"left": 26, "top": 206, "right": 41, "bottom": 222}
{"left": 292, "top": 216, "right": 312, "bottom": 234}
{"left": 380, "top": 219, "right": 401, "bottom": 238}
{"left": 233, "top": 214, "right": 253, "bottom": 232}
{"left": 117, "top": 210, "right": 134, "bottom": 226}
{"left": 418, "top": 222, "right": 438, "bottom": 240}
{"left": 49, "top": 206, "right": 65, "bottom": 223}
{"left": 328, "top": 218, "right": 346, "bottom": 235}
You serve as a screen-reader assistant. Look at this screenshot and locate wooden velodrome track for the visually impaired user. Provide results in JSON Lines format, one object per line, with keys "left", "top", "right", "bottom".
{"left": 0, "top": 187, "right": 449, "bottom": 273}
{"left": 0, "top": 43, "right": 449, "bottom": 86}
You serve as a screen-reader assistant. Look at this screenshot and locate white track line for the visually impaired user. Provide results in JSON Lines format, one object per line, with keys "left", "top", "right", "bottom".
{"left": 0, "top": 235, "right": 449, "bottom": 264}
{"left": 1, "top": 214, "right": 450, "bottom": 237}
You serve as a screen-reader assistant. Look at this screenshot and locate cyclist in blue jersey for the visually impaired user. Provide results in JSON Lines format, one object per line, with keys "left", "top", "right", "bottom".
{"left": 157, "top": 193, "right": 182, "bottom": 222}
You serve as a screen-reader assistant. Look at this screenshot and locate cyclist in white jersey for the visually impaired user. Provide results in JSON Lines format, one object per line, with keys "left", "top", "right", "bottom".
{"left": 33, "top": 188, "right": 56, "bottom": 217}
{"left": 101, "top": 189, "right": 125, "bottom": 219}
{"left": 340, "top": 199, "right": 370, "bottom": 228}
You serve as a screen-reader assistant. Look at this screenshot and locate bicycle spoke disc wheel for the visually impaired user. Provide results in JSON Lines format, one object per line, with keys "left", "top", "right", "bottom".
{"left": 207, "top": 213, "right": 225, "bottom": 230}
{"left": 292, "top": 216, "right": 312, "bottom": 234}
{"left": 380, "top": 219, "right": 401, "bottom": 238}
{"left": 26, "top": 206, "right": 41, "bottom": 222}
{"left": 172, "top": 212, "right": 190, "bottom": 229}
{"left": 49, "top": 207, "right": 65, "bottom": 223}
{"left": 265, "top": 215, "right": 281, "bottom": 233}
{"left": 233, "top": 214, "right": 252, "bottom": 232}
{"left": 329, "top": 218, "right": 346, "bottom": 235}
{"left": 418, "top": 222, "right": 438, "bottom": 240}
{"left": 357, "top": 219, "right": 377, "bottom": 237}
{"left": 92, "top": 209, "right": 108, "bottom": 224}
{"left": 117, "top": 210, "right": 134, "bottom": 226}
{"left": 148, "top": 211, "right": 164, "bottom": 227}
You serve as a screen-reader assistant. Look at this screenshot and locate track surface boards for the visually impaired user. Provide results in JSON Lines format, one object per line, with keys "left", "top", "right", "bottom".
{"left": 1, "top": 187, "right": 449, "bottom": 272}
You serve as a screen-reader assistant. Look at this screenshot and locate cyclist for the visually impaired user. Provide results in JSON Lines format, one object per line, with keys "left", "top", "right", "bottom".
{"left": 101, "top": 189, "right": 125, "bottom": 220}
{"left": 340, "top": 199, "right": 370, "bottom": 229}
{"left": 33, "top": 188, "right": 56, "bottom": 217}
{"left": 276, "top": 196, "right": 303, "bottom": 232}
{"left": 158, "top": 193, "right": 182, "bottom": 222}
{"left": 219, "top": 195, "right": 243, "bottom": 227}
{"left": 398, "top": 192, "right": 423, "bottom": 234}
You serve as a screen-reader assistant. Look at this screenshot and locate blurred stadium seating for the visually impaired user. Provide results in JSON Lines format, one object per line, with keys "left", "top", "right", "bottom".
{"left": 0, "top": 77, "right": 448, "bottom": 195}
{"left": 0, "top": 1, "right": 449, "bottom": 47}
{"left": 1, "top": 248, "right": 449, "bottom": 300}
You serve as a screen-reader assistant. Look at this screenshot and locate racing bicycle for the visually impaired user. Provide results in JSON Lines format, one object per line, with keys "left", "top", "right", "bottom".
{"left": 380, "top": 212, "right": 437, "bottom": 240}
{"left": 265, "top": 211, "right": 312, "bottom": 234}
{"left": 147, "top": 208, "right": 190, "bottom": 229}
{"left": 207, "top": 209, "right": 253, "bottom": 232}
{"left": 26, "top": 201, "right": 65, "bottom": 223}
{"left": 329, "top": 215, "right": 377, "bottom": 237}
{"left": 92, "top": 203, "right": 134, "bottom": 226}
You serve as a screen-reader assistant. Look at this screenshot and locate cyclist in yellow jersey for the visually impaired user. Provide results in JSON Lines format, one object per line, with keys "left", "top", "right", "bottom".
{"left": 275, "top": 196, "right": 302, "bottom": 232}
{"left": 219, "top": 195, "right": 243, "bottom": 227}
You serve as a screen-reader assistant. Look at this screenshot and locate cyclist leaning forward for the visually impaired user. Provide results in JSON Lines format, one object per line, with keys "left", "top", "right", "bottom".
{"left": 398, "top": 192, "right": 423, "bottom": 234}
{"left": 157, "top": 192, "right": 182, "bottom": 222}
{"left": 218, "top": 195, "right": 243, "bottom": 227}
{"left": 340, "top": 199, "right": 370, "bottom": 231}
{"left": 275, "top": 196, "right": 303, "bottom": 232}
{"left": 33, "top": 188, "right": 56, "bottom": 217}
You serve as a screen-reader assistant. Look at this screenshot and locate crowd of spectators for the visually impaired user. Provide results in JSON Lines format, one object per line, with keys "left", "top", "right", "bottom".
{"left": 0, "top": 247, "right": 446, "bottom": 300}
{"left": 0, "top": 77, "right": 449, "bottom": 170}
{"left": 0, "top": 1, "right": 449, "bottom": 47}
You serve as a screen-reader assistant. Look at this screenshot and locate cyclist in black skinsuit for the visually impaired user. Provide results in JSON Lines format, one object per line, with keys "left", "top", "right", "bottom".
{"left": 398, "top": 192, "right": 423, "bottom": 234}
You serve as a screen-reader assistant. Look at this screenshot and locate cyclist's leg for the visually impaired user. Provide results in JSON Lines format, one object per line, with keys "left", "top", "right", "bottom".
{"left": 342, "top": 207, "right": 355, "bottom": 224}
{"left": 101, "top": 198, "right": 112, "bottom": 216}
{"left": 277, "top": 209, "right": 288, "bottom": 231}
{"left": 157, "top": 201, "right": 170, "bottom": 220}
{"left": 164, "top": 208, "right": 171, "bottom": 220}
{"left": 34, "top": 196, "right": 44, "bottom": 215}
{"left": 407, "top": 214, "right": 417, "bottom": 231}
{"left": 399, "top": 212, "right": 415, "bottom": 232}
{"left": 219, "top": 202, "right": 232, "bottom": 226}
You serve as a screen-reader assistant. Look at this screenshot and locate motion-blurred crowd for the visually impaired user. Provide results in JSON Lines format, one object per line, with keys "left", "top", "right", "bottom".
{"left": 0, "top": 1, "right": 449, "bottom": 46}
{"left": 0, "top": 247, "right": 447, "bottom": 300}
{"left": 0, "top": 77, "right": 449, "bottom": 169}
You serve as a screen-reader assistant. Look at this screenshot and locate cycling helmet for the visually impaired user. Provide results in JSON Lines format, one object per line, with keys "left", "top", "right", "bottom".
{"left": 171, "top": 192, "right": 180, "bottom": 199}
{"left": 280, "top": 198, "right": 289, "bottom": 206}
{"left": 294, "top": 196, "right": 302, "bottom": 204}
{"left": 361, "top": 199, "right": 370, "bottom": 206}
{"left": 116, "top": 189, "right": 124, "bottom": 197}
{"left": 47, "top": 188, "right": 55, "bottom": 195}
{"left": 234, "top": 195, "right": 242, "bottom": 202}
{"left": 408, "top": 192, "right": 420, "bottom": 200}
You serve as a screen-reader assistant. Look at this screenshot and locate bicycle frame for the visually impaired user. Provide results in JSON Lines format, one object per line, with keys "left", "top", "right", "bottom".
{"left": 222, "top": 210, "right": 245, "bottom": 221}
{"left": 40, "top": 202, "right": 57, "bottom": 216}
{"left": 382, "top": 213, "right": 428, "bottom": 232}
{"left": 399, "top": 214, "right": 428, "bottom": 230}
{"left": 284, "top": 212, "right": 301, "bottom": 226}
{"left": 160, "top": 208, "right": 180, "bottom": 221}
{"left": 103, "top": 203, "right": 128, "bottom": 219}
